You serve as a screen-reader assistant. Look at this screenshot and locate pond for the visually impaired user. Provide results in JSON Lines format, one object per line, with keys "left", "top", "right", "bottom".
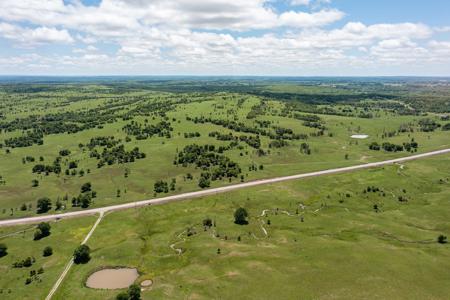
{"left": 86, "top": 268, "right": 139, "bottom": 289}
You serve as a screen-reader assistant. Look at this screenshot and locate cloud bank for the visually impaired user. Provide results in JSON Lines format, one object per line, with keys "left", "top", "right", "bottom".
{"left": 0, "top": 0, "right": 449, "bottom": 75}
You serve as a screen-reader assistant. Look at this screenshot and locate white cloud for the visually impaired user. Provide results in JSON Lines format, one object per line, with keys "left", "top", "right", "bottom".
{"left": 0, "top": 22, "right": 74, "bottom": 46}
{"left": 0, "top": 0, "right": 343, "bottom": 33}
{"left": 0, "top": 1, "right": 448, "bottom": 75}
{"left": 290, "top": 0, "right": 310, "bottom": 6}
{"left": 279, "top": 9, "right": 344, "bottom": 28}
{"left": 434, "top": 26, "right": 450, "bottom": 33}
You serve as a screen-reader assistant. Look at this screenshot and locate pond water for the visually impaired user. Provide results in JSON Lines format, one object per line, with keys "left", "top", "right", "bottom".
{"left": 86, "top": 268, "right": 139, "bottom": 289}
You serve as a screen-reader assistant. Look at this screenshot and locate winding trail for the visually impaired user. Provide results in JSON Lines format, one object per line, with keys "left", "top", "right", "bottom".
{"left": 169, "top": 230, "right": 187, "bottom": 255}
{"left": 1, "top": 148, "right": 449, "bottom": 227}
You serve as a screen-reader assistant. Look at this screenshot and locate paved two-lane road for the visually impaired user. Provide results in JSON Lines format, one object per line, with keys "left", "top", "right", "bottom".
{"left": 1, "top": 148, "right": 449, "bottom": 227}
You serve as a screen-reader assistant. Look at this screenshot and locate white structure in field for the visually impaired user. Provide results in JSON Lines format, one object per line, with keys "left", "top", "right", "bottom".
{"left": 350, "top": 134, "right": 369, "bottom": 139}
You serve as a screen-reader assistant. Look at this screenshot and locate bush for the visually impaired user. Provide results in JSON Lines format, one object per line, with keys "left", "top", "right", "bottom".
{"left": 0, "top": 243, "right": 7, "bottom": 257}
{"left": 81, "top": 182, "right": 92, "bottom": 193}
{"left": 234, "top": 207, "right": 249, "bottom": 225}
{"left": 443, "top": 123, "right": 450, "bottom": 131}
{"left": 73, "top": 245, "right": 90, "bottom": 264}
{"left": 116, "top": 292, "right": 129, "bottom": 300}
{"left": 368, "top": 142, "right": 380, "bottom": 151}
{"left": 154, "top": 180, "right": 168, "bottom": 193}
{"left": 116, "top": 283, "right": 141, "bottom": 300}
{"left": 34, "top": 222, "right": 51, "bottom": 240}
{"left": 438, "top": 235, "right": 448, "bottom": 244}
{"left": 128, "top": 284, "right": 141, "bottom": 300}
{"left": 59, "top": 149, "right": 71, "bottom": 156}
{"left": 198, "top": 174, "right": 210, "bottom": 189}
{"left": 202, "top": 218, "right": 213, "bottom": 227}
{"left": 23, "top": 257, "right": 33, "bottom": 267}
{"left": 36, "top": 197, "right": 52, "bottom": 214}
{"left": 43, "top": 246, "right": 53, "bottom": 257}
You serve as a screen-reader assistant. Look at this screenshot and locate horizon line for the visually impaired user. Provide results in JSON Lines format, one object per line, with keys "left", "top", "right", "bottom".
{"left": 1, "top": 75, "right": 450, "bottom": 78}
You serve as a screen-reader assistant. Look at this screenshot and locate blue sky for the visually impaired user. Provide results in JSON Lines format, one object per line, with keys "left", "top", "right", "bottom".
{"left": 0, "top": 0, "right": 449, "bottom": 76}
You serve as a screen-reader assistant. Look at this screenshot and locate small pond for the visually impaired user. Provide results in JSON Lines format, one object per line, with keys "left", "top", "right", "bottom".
{"left": 86, "top": 268, "right": 139, "bottom": 289}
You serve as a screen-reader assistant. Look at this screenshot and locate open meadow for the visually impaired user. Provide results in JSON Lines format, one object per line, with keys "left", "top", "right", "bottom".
{"left": 1, "top": 154, "right": 449, "bottom": 299}
{"left": 1, "top": 80, "right": 449, "bottom": 220}
{"left": 0, "top": 79, "right": 449, "bottom": 299}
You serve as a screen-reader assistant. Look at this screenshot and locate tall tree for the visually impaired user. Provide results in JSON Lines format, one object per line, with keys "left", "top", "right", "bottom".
{"left": 234, "top": 207, "right": 249, "bottom": 225}
{"left": 36, "top": 197, "right": 51, "bottom": 214}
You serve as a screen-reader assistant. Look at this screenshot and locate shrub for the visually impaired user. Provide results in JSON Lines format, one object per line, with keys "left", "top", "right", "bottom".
{"left": 73, "top": 245, "right": 90, "bottom": 264}
{"left": 43, "top": 246, "right": 53, "bottom": 257}
{"left": 202, "top": 218, "right": 213, "bottom": 228}
{"left": 81, "top": 182, "right": 92, "bottom": 193}
{"left": 234, "top": 207, "right": 249, "bottom": 225}
{"left": 0, "top": 243, "right": 7, "bottom": 257}
{"left": 438, "top": 235, "right": 447, "bottom": 244}
{"left": 116, "top": 292, "right": 129, "bottom": 300}
{"left": 36, "top": 197, "right": 52, "bottom": 214}
{"left": 34, "top": 222, "right": 51, "bottom": 240}
{"left": 127, "top": 283, "right": 141, "bottom": 300}
{"left": 116, "top": 283, "right": 141, "bottom": 300}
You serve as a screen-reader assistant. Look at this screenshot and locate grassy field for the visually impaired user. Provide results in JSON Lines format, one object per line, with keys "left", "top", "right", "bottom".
{"left": 1, "top": 85, "right": 449, "bottom": 220}
{"left": 0, "top": 81, "right": 449, "bottom": 299}
{"left": 2, "top": 154, "right": 447, "bottom": 299}
{"left": 0, "top": 216, "right": 96, "bottom": 300}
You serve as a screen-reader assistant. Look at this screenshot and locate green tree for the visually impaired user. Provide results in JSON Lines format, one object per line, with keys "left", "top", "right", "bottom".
{"left": 0, "top": 243, "right": 7, "bottom": 257}
{"left": 234, "top": 207, "right": 249, "bottom": 225}
{"left": 43, "top": 246, "right": 53, "bottom": 257}
{"left": 73, "top": 245, "right": 90, "bottom": 264}
{"left": 198, "top": 176, "right": 210, "bottom": 189}
{"left": 438, "top": 235, "right": 448, "bottom": 244}
{"left": 154, "top": 180, "right": 168, "bottom": 193}
{"left": 202, "top": 218, "right": 212, "bottom": 228}
{"left": 36, "top": 197, "right": 52, "bottom": 214}
{"left": 116, "top": 292, "right": 128, "bottom": 300}
{"left": 116, "top": 283, "right": 141, "bottom": 300}
{"left": 55, "top": 199, "right": 63, "bottom": 210}
{"left": 128, "top": 283, "right": 141, "bottom": 300}
{"left": 81, "top": 182, "right": 92, "bottom": 193}
{"left": 34, "top": 222, "right": 51, "bottom": 240}
{"left": 23, "top": 257, "right": 33, "bottom": 267}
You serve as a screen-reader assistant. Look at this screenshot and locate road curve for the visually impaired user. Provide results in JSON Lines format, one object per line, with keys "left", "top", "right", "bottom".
{"left": 1, "top": 148, "right": 449, "bottom": 227}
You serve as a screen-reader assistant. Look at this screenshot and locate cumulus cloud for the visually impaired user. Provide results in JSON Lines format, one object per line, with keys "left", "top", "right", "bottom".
{"left": 279, "top": 9, "right": 344, "bottom": 28}
{"left": 290, "top": 0, "right": 311, "bottom": 6}
{"left": 0, "top": 0, "right": 344, "bottom": 33}
{"left": 0, "top": 22, "right": 74, "bottom": 46}
{"left": 0, "top": 0, "right": 448, "bottom": 75}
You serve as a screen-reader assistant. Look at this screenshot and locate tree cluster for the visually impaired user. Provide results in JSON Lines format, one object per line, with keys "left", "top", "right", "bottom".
{"left": 72, "top": 182, "right": 97, "bottom": 208}
{"left": 91, "top": 145, "right": 146, "bottom": 168}
{"left": 122, "top": 120, "right": 173, "bottom": 140}
{"left": 116, "top": 283, "right": 141, "bottom": 300}
{"left": 418, "top": 118, "right": 440, "bottom": 132}
{"left": 34, "top": 222, "right": 51, "bottom": 240}
{"left": 175, "top": 144, "right": 241, "bottom": 187}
